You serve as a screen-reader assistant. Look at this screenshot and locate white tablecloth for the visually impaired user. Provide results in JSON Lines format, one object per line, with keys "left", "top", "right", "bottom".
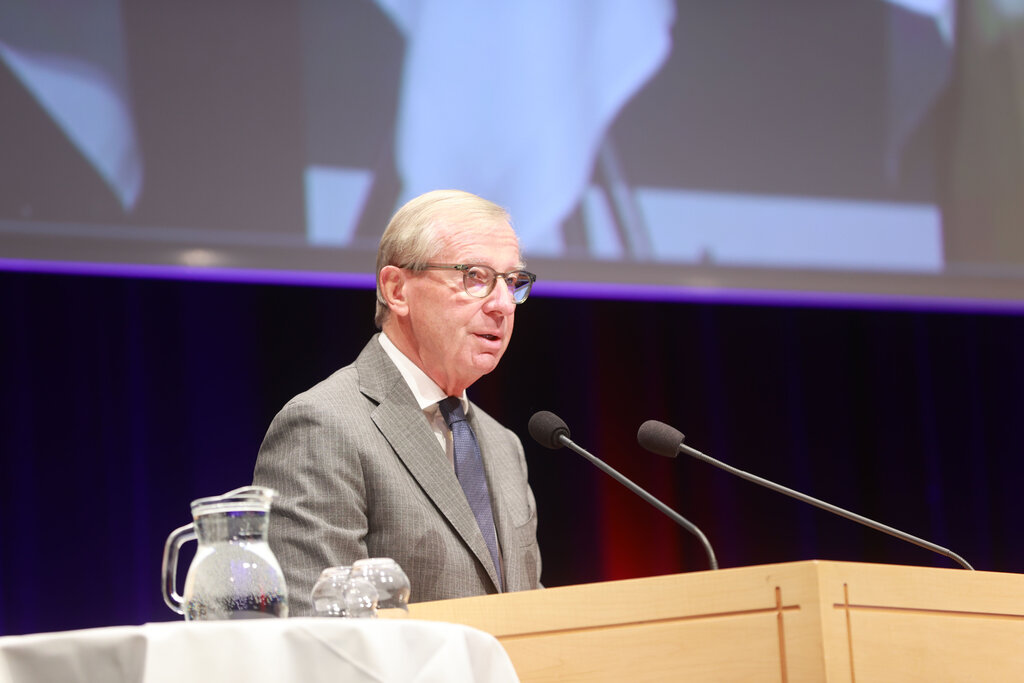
{"left": 0, "top": 617, "right": 519, "bottom": 683}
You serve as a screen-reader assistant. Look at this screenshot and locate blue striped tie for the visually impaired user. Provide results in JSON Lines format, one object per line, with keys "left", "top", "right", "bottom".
{"left": 438, "top": 397, "right": 503, "bottom": 590}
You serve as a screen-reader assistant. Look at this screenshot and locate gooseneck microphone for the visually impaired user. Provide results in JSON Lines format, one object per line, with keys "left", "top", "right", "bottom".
{"left": 637, "top": 420, "right": 973, "bottom": 570}
{"left": 529, "top": 411, "right": 718, "bottom": 570}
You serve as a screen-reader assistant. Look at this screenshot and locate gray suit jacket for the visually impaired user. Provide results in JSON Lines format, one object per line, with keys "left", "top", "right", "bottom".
{"left": 253, "top": 335, "right": 542, "bottom": 615}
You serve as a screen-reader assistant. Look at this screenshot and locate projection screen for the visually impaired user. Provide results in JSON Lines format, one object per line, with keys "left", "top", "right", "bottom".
{"left": 2, "top": 1, "right": 1023, "bottom": 308}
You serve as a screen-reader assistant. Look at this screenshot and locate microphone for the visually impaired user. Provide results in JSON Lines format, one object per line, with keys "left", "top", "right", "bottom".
{"left": 529, "top": 411, "right": 718, "bottom": 570}
{"left": 637, "top": 420, "right": 973, "bottom": 570}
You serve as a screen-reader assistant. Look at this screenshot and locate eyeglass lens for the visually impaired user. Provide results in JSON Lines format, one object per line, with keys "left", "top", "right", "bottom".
{"left": 463, "top": 266, "right": 533, "bottom": 303}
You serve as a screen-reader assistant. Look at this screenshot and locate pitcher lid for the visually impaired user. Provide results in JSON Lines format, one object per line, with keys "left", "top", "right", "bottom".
{"left": 190, "top": 485, "right": 277, "bottom": 515}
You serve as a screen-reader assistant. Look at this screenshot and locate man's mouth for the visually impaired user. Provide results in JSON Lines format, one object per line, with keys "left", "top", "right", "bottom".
{"left": 477, "top": 333, "right": 500, "bottom": 342}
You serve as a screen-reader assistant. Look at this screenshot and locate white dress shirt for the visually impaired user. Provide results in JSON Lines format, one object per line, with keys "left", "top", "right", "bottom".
{"left": 378, "top": 332, "right": 468, "bottom": 466}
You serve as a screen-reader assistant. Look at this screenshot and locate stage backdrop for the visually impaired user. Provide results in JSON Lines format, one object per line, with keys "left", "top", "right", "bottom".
{"left": 2, "top": 269, "right": 1022, "bottom": 636}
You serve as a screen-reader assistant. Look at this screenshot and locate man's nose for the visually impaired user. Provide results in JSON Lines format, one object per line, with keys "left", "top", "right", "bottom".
{"left": 485, "top": 279, "right": 517, "bottom": 312}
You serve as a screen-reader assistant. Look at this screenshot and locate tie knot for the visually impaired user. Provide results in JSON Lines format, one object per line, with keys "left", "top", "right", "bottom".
{"left": 438, "top": 396, "right": 466, "bottom": 427}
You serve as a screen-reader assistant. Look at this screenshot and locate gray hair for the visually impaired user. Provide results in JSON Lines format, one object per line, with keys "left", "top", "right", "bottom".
{"left": 374, "top": 189, "right": 514, "bottom": 328}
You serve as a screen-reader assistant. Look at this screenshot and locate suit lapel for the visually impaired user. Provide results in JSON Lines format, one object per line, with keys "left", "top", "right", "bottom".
{"left": 356, "top": 337, "right": 502, "bottom": 591}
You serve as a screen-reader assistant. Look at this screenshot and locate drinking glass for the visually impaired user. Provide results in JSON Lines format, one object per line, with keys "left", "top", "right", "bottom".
{"left": 311, "top": 565, "right": 378, "bottom": 618}
{"left": 350, "top": 558, "right": 411, "bottom": 612}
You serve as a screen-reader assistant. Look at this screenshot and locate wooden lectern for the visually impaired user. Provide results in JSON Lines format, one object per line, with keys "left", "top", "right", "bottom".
{"left": 396, "top": 560, "right": 1024, "bottom": 681}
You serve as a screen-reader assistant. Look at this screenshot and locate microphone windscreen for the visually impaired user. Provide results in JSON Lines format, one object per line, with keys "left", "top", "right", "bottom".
{"left": 528, "top": 411, "right": 570, "bottom": 449}
{"left": 637, "top": 420, "right": 685, "bottom": 458}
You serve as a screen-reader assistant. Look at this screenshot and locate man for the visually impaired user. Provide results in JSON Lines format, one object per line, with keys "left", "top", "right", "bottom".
{"left": 254, "top": 189, "right": 542, "bottom": 615}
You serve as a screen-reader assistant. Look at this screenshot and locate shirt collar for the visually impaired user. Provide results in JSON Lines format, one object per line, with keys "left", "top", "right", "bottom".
{"left": 378, "top": 332, "right": 469, "bottom": 413}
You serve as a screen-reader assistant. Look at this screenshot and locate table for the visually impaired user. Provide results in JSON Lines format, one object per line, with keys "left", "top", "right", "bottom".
{"left": 0, "top": 617, "right": 519, "bottom": 683}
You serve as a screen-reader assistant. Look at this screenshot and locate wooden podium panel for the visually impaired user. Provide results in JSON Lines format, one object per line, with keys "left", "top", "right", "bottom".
{"left": 393, "top": 560, "right": 1024, "bottom": 682}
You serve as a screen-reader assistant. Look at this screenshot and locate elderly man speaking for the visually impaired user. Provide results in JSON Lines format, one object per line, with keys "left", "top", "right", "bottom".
{"left": 254, "top": 189, "right": 543, "bottom": 615}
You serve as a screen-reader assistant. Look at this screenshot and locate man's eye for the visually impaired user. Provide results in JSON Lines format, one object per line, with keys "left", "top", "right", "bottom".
{"left": 466, "top": 267, "right": 490, "bottom": 282}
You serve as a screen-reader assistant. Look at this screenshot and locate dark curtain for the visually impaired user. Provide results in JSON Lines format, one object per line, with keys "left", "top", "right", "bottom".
{"left": 2, "top": 269, "right": 1023, "bottom": 636}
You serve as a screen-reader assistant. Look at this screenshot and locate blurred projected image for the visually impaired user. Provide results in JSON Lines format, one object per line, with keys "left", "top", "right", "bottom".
{"left": 2, "top": 1, "right": 1024, "bottom": 302}
{"left": 0, "top": 0, "right": 140, "bottom": 212}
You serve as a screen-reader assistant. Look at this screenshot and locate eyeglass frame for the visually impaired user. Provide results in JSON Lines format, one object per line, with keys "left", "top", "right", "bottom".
{"left": 403, "top": 263, "right": 538, "bottom": 303}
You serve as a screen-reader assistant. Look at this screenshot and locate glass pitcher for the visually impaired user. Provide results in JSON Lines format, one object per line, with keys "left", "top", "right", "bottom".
{"left": 161, "top": 485, "right": 289, "bottom": 620}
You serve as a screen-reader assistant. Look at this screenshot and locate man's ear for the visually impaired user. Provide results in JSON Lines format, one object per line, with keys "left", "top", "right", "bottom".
{"left": 378, "top": 265, "right": 410, "bottom": 317}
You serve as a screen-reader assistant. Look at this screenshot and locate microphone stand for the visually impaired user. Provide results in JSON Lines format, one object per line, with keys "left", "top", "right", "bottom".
{"left": 560, "top": 433, "right": 719, "bottom": 571}
{"left": 678, "top": 442, "right": 974, "bottom": 571}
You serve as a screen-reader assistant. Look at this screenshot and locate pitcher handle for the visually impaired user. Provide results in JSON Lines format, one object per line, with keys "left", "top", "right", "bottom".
{"left": 161, "top": 523, "right": 196, "bottom": 615}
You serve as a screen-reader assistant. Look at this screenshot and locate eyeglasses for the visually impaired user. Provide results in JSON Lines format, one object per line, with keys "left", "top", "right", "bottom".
{"left": 408, "top": 263, "right": 537, "bottom": 303}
